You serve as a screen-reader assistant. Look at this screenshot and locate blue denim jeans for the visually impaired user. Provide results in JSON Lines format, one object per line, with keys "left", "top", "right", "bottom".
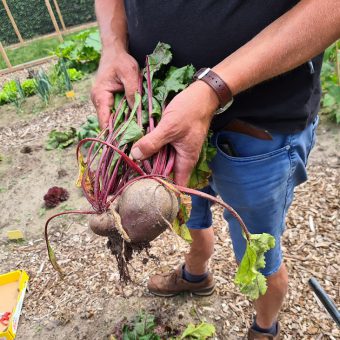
{"left": 187, "top": 117, "right": 318, "bottom": 276}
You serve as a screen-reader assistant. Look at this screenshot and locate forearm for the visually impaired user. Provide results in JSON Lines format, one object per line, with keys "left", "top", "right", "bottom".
{"left": 214, "top": 0, "right": 340, "bottom": 95}
{"left": 95, "top": 0, "right": 127, "bottom": 52}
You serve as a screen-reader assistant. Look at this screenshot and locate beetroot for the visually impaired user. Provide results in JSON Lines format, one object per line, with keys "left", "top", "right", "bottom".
{"left": 44, "top": 44, "right": 250, "bottom": 283}
{"left": 118, "top": 179, "right": 178, "bottom": 242}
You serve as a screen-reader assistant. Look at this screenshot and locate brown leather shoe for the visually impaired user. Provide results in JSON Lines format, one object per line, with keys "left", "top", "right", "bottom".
{"left": 247, "top": 323, "right": 280, "bottom": 340}
{"left": 147, "top": 265, "right": 215, "bottom": 297}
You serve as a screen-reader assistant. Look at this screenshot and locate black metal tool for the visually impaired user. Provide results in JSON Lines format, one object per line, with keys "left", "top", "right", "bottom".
{"left": 308, "top": 277, "right": 340, "bottom": 328}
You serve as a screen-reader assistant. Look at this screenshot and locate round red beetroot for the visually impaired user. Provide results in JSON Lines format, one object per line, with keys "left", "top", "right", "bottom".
{"left": 118, "top": 179, "right": 179, "bottom": 243}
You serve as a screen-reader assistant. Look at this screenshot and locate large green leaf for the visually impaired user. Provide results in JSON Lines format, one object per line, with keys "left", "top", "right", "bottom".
{"left": 180, "top": 322, "right": 215, "bottom": 339}
{"left": 147, "top": 42, "right": 172, "bottom": 79}
{"left": 235, "top": 233, "right": 275, "bottom": 300}
{"left": 85, "top": 31, "right": 101, "bottom": 53}
{"left": 154, "top": 65, "right": 195, "bottom": 107}
{"left": 45, "top": 127, "right": 77, "bottom": 150}
{"left": 188, "top": 137, "right": 216, "bottom": 189}
{"left": 118, "top": 120, "right": 144, "bottom": 147}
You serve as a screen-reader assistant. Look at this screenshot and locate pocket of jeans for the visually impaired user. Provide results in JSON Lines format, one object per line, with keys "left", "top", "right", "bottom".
{"left": 211, "top": 132, "right": 291, "bottom": 188}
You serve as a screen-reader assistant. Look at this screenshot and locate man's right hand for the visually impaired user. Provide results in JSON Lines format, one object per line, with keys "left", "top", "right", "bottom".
{"left": 91, "top": 50, "right": 140, "bottom": 128}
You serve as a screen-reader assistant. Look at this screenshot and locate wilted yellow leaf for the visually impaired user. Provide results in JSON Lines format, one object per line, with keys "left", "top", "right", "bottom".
{"left": 76, "top": 152, "right": 94, "bottom": 196}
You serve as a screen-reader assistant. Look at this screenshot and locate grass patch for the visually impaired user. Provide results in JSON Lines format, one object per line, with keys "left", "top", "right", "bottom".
{"left": 0, "top": 27, "right": 97, "bottom": 70}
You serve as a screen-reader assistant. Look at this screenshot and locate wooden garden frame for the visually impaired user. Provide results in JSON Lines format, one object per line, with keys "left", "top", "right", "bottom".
{"left": 0, "top": 0, "right": 97, "bottom": 75}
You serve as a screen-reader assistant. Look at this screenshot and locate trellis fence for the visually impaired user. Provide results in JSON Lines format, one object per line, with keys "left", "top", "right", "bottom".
{"left": 0, "top": 0, "right": 97, "bottom": 75}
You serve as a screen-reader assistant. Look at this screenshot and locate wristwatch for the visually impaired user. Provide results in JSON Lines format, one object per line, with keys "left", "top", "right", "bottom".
{"left": 193, "top": 68, "right": 233, "bottom": 114}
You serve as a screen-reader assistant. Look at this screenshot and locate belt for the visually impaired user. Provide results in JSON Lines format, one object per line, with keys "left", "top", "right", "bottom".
{"left": 223, "top": 119, "right": 273, "bottom": 140}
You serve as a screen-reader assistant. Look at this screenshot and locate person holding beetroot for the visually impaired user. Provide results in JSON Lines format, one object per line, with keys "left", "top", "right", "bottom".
{"left": 91, "top": 1, "right": 340, "bottom": 338}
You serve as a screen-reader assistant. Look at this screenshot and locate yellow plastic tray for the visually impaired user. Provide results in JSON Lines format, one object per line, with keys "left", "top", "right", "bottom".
{"left": 0, "top": 270, "right": 29, "bottom": 340}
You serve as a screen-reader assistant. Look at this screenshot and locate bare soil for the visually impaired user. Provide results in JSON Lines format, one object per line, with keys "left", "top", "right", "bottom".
{"left": 0, "top": 76, "right": 339, "bottom": 339}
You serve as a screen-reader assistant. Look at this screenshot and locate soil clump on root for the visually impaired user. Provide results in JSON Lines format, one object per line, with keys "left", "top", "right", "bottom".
{"left": 107, "top": 229, "right": 151, "bottom": 282}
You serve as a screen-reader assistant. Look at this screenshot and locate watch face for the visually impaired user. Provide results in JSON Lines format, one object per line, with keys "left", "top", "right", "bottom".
{"left": 214, "top": 98, "right": 234, "bottom": 115}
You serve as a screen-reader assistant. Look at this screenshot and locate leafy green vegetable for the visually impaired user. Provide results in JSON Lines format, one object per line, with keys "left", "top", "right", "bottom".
{"left": 45, "top": 127, "right": 77, "bottom": 150}
{"left": 122, "top": 312, "right": 160, "bottom": 340}
{"left": 34, "top": 70, "right": 52, "bottom": 105}
{"left": 67, "top": 68, "right": 84, "bottom": 81}
{"left": 189, "top": 137, "right": 216, "bottom": 189}
{"left": 118, "top": 120, "right": 144, "bottom": 147}
{"left": 0, "top": 80, "right": 18, "bottom": 104}
{"left": 153, "top": 65, "right": 195, "bottom": 107}
{"left": 115, "top": 93, "right": 141, "bottom": 140}
{"left": 147, "top": 42, "right": 172, "bottom": 80}
{"left": 235, "top": 233, "right": 276, "bottom": 300}
{"left": 12, "top": 79, "right": 25, "bottom": 110}
{"left": 77, "top": 115, "right": 101, "bottom": 141}
{"left": 54, "top": 29, "right": 101, "bottom": 73}
{"left": 0, "top": 91, "right": 10, "bottom": 105}
{"left": 21, "top": 79, "right": 36, "bottom": 96}
{"left": 180, "top": 322, "right": 215, "bottom": 339}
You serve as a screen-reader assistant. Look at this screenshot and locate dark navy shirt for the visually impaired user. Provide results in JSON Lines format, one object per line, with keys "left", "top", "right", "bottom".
{"left": 124, "top": 0, "right": 323, "bottom": 133}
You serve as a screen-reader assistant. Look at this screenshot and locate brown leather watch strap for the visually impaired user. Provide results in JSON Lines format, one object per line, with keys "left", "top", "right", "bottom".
{"left": 193, "top": 68, "right": 233, "bottom": 107}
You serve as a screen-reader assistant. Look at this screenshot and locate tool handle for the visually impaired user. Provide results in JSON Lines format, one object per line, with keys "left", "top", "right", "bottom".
{"left": 308, "top": 277, "right": 340, "bottom": 328}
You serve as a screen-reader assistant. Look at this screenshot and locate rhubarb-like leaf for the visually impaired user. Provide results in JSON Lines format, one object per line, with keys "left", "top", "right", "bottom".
{"left": 235, "top": 233, "right": 276, "bottom": 300}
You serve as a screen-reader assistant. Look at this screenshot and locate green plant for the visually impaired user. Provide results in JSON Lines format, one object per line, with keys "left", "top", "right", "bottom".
{"left": 48, "top": 66, "right": 65, "bottom": 95}
{"left": 121, "top": 312, "right": 160, "bottom": 340}
{"left": 0, "top": 1, "right": 95, "bottom": 45}
{"left": 34, "top": 70, "right": 52, "bottom": 105}
{"left": 320, "top": 42, "right": 340, "bottom": 123}
{"left": 58, "top": 59, "right": 73, "bottom": 92}
{"left": 54, "top": 29, "right": 101, "bottom": 73}
{"left": 2, "top": 80, "right": 18, "bottom": 102}
{"left": 179, "top": 322, "right": 215, "bottom": 340}
{"left": 45, "top": 128, "right": 77, "bottom": 150}
{"left": 77, "top": 115, "right": 100, "bottom": 147}
{"left": 0, "top": 91, "right": 10, "bottom": 105}
{"left": 112, "top": 312, "right": 215, "bottom": 340}
{"left": 21, "top": 79, "right": 37, "bottom": 97}
{"left": 67, "top": 68, "right": 84, "bottom": 81}
{"left": 12, "top": 79, "right": 25, "bottom": 111}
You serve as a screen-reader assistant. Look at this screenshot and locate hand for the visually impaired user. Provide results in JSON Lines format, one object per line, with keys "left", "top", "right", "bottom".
{"left": 91, "top": 49, "right": 139, "bottom": 128}
{"left": 131, "top": 81, "right": 220, "bottom": 186}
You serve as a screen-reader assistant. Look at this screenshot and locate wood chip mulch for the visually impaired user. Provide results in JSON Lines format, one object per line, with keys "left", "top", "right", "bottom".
{"left": 0, "top": 165, "right": 339, "bottom": 340}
